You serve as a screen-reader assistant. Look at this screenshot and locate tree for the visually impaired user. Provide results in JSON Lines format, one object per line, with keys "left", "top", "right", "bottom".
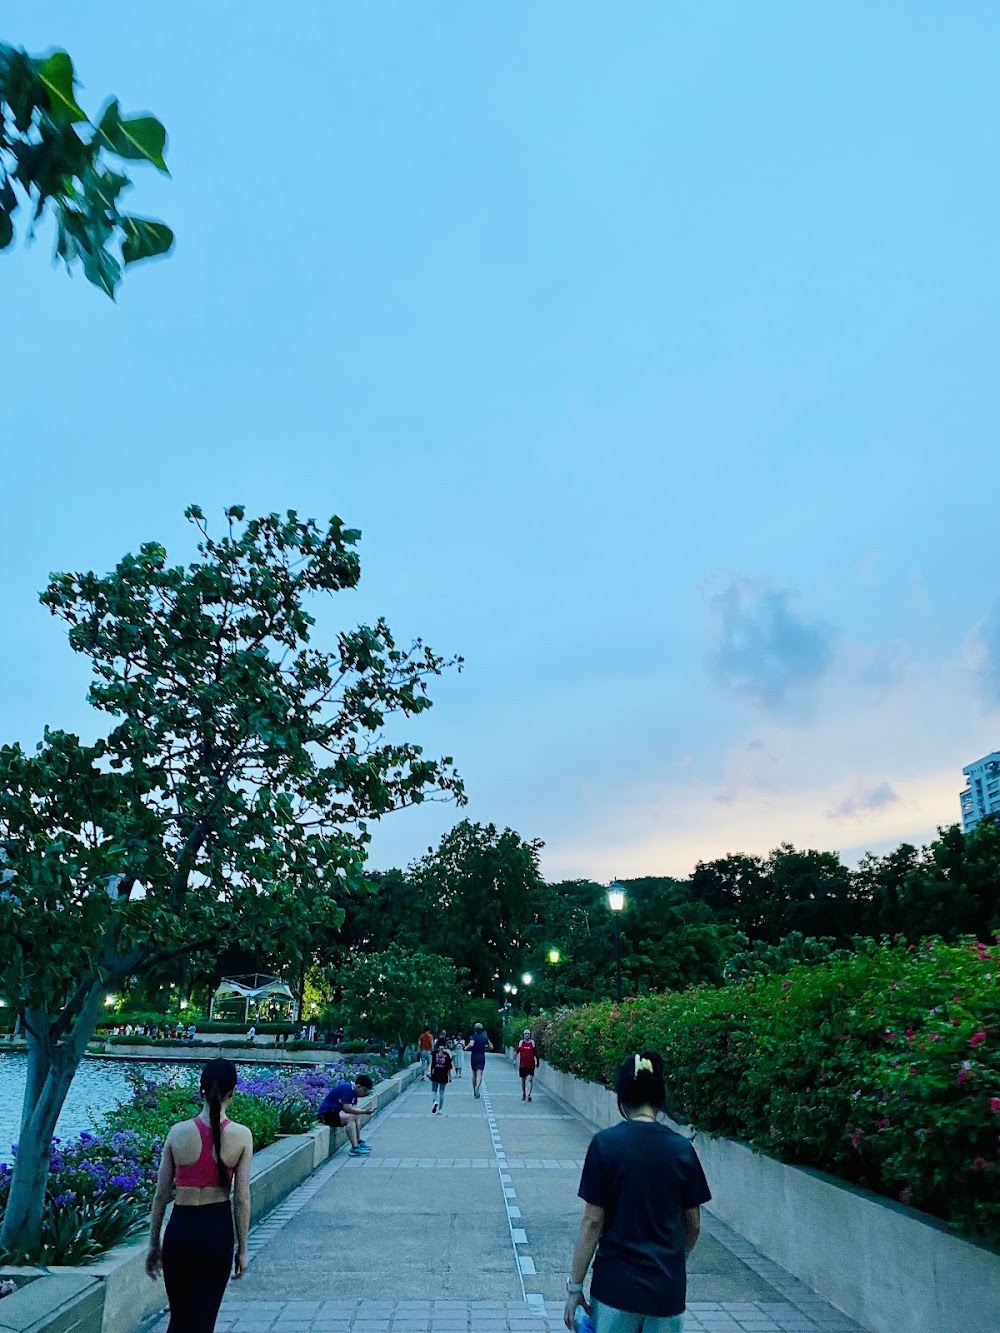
{"left": 409, "top": 821, "right": 545, "bottom": 995}
{"left": 690, "top": 853, "right": 766, "bottom": 923}
{"left": 337, "top": 944, "right": 462, "bottom": 1064}
{"left": 890, "top": 822, "right": 1000, "bottom": 942}
{"left": 0, "top": 42, "right": 172, "bottom": 295}
{"left": 0, "top": 505, "right": 463, "bottom": 1254}
{"left": 763, "top": 844, "right": 855, "bottom": 942}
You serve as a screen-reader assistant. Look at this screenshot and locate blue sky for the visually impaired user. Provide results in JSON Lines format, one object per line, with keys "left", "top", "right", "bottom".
{"left": 3, "top": 2, "right": 999, "bottom": 881}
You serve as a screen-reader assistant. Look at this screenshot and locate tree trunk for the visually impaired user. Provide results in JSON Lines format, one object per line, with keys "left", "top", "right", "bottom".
{"left": 0, "top": 985, "right": 102, "bottom": 1255}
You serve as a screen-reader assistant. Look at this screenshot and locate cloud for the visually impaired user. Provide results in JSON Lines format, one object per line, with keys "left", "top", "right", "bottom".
{"left": 828, "top": 781, "right": 900, "bottom": 820}
{"left": 707, "top": 578, "right": 837, "bottom": 712}
{"left": 539, "top": 657, "right": 988, "bottom": 882}
{"left": 972, "top": 598, "right": 1000, "bottom": 707}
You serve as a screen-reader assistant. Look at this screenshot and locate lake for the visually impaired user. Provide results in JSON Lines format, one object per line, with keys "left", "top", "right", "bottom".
{"left": 0, "top": 1054, "right": 213, "bottom": 1158}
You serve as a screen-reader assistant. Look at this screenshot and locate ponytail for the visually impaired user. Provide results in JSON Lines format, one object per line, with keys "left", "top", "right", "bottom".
{"left": 207, "top": 1080, "right": 228, "bottom": 1188}
{"left": 198, "top": 1058, "right": 238, "bottom": 1188}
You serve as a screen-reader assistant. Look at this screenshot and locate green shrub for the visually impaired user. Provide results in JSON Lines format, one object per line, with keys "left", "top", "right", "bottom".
{"left": 336, "top": 1039, "right": 369, "bottom": 1054}
{"left": 226, "top": 1092, "right": 281, "bottom": 1148}
{"left": 540, "top": 938, "right": 1000, "bottom": 1243}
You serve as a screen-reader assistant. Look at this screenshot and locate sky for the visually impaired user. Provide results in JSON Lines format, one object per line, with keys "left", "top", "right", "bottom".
{"left": 2, "top": 3, "right": 1000, "bottom": 884}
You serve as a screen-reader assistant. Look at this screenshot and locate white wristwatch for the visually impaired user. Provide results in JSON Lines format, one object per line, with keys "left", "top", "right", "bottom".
{"left": 565, "top": 1280, "right": 585, "bottom": 1295}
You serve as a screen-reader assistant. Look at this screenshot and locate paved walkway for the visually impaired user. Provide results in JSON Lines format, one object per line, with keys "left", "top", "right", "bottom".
{"left": 154, "top": 1056, "right": 863, "bottom": 1333}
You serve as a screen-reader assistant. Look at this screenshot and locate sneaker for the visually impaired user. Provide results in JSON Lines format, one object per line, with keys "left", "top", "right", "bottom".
{"left": 522, "top": 1092, "right": 526, "bottom": 1101}
{"left": 354, "top": 1142, "right": 372, "bottom": 1153}
{"left": 349, "top": 1147, "right": 368, "bottom": 1157}
{"left": 432, "top": 1103, "right": 438, "bottom": 1114}
{"left": 528, "top": 1094, "right": 532, "bottom": 1102}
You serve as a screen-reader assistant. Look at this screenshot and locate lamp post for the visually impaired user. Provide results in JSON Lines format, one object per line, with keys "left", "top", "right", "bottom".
{"left": 521, "top": 973, "right": 533, "bottom": 1016}
{"left": 608, "top": 882, "right": 625, "bottom": 1004}
{"left": 546, "top": 948, "right": 561, "bottom": 1006}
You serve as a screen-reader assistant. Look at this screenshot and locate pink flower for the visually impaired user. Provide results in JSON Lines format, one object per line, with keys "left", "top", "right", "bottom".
{"left": 850, "top": 1129, "right": 864, "bottom": 1149}
{"left": 904, "top": 1028, "right": 915, "bottom": 1039}
{"left": 898, "top": 1187, "right": 913, "bottom": 1205}
{"left": 971, "top": 1157, "right": 993, "bottom": 1173}
{"left": 969, "top": 1030, "right": 987, "bottom": 1049}
{"left": 957, "top": 1068, "right": 971, "bottom": 1085}
{"left": 989, "top": 1097, "right": 1000, "bottom": 1114}
{"left": 781, "top": 981, "right": 793, "bottom": 990}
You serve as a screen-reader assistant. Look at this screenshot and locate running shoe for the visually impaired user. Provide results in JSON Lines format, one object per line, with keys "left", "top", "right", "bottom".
{"left": 432, "top": 1103, "right": 438, "bottom": 1114}
{"left": 349, "top": 1146, "right": 368, "bottom": 1157}
{"left": 528, "top": 1094, "right": 532, "bottom": 1101}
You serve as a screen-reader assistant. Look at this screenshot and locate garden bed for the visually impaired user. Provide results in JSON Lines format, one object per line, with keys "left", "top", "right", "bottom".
{"left": 533, "top": 937, "right": 999, "bottom": 1244}
{"left": 0, "top": 1056, "right": 393, "bottom": 1267}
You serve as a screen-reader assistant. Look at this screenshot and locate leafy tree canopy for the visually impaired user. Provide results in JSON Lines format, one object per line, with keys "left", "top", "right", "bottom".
{"left": 337, "top": 944, "right": 462, "bottom": 1059}
{"left": 0, "top": 504, "right": 463, "bottom": 1251}
{"left": 0, "top": 42, "right": 172, "bottom": 295}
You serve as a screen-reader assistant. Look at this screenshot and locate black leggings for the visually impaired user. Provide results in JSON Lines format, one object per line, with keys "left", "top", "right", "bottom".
{"left": 162, "top": 1202, "right": 234, "bottom": 1333}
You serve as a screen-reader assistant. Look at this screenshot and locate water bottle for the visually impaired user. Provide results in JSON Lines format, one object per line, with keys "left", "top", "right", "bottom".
{"left": 573, "top": 1306, "right": 595, "bottom": 1333}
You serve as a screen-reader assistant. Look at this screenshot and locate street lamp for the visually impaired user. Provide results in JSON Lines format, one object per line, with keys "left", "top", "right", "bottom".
{"left": 521, "top": 973, "right": 533, "bottom": 986}
{"left": 608, "top": 882, "right": 625, "bottom": 1003}
{"left": 546, "top": 948, "right": 562, "bottom": 1006}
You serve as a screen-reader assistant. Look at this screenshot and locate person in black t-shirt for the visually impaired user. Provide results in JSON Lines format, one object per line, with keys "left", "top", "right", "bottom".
{"left": 563, "top": 1051, "right": 711, "bottom": 1333}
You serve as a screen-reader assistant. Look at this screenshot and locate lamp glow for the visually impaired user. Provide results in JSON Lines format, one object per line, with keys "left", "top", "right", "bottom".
{"left": 521, "top": 973, "right": 533, "bottom": 985}
{"left": 608, "top": 883, "right": 625, "bottom": 912}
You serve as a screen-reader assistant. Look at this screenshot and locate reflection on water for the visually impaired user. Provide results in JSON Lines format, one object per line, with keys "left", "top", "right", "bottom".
{"left": 0, "top": 1054, "right": 206, "bottom": 1158}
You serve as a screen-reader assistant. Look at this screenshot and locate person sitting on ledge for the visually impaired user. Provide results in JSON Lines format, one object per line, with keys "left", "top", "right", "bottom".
{"left": 317, "top": 1073, "right": 375, "bottom": 1156}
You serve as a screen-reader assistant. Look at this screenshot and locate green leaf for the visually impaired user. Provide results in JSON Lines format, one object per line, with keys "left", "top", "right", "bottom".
{"left": 96, "top": 100, "right": 168, "bottom": 172}
{"left": 121, "top": 216, "right": 174, "bottom": 265}
{"left": 81, "top": 243, "right": 121, "bottom": 299}
{"left": 38, "top": 51, "right": 87, "bottom": 124}
{"left": 0, "top": 209, "right": 13, "bottom": 250}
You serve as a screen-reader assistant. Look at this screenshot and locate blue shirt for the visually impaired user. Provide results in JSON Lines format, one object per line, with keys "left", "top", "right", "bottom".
{"left": 469, "top": 1031, "right": 490, "bottom": 1063}
{"left": 318, "top": 1081, "right": 357, "bottom": 1117}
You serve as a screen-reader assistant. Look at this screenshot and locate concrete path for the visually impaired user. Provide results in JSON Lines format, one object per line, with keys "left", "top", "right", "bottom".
{"left": 154, "top": 1056, "right": 864, "bottom": 1333}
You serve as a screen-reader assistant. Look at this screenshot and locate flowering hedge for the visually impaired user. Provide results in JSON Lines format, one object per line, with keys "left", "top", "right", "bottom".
{"left": 535, "top": 938, "right": 1000, "bottom": 1242}
{"left": 0, "top": 1057, "right": 390, "bottom": 1264}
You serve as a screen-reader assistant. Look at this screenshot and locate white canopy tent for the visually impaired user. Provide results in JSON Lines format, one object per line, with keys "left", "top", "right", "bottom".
{"left": 209, "top": 974, "right": 297, "bottom": 1023}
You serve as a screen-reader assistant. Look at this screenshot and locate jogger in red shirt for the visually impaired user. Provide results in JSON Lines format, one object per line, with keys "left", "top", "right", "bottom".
{"left": 515, "top": 1029, "right": 539, "bottom": 1101}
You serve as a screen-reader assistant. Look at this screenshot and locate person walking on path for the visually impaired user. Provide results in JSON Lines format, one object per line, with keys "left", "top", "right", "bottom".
{"left": 563, "top": 1051, "right": 711, "bottom": 1333}
{"left": 515, "top": 1028, "right": 539, "bottom": 1101}
{"left": 317, "top": 1072, "right": 375, "bottom": 1156}
{"left": 464, "top": 1022, "right": 493, "bottom": 1098}
{"left": 451, "top": 1032, "right": 464, "bottom": 1078}
{"left": 146, "top": 1058, "right": 253, "bottom": 1332}
{"left": 429, "top": 1035, "right": 453, "bottom": 1113}
{"left": 418, "top": 1027, "right": 434, "bottom": 1078}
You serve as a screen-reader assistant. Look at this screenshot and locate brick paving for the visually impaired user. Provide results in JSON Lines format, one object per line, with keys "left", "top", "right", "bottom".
{"left": 149, "top": 1057, "right": 865, "bottom": 1333}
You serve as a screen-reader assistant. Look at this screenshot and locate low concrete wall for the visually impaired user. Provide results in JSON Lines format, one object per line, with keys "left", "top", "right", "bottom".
{"left": 91, "top": 1045, "right": 346, "bottom": 1065}
{"left": 0, "top": 1274, "right": 102, "bottom": 1333}
{"left": 1, "top": 1063, "right": 421, "bottom": 1333}
{"left": 530, "top": 1060, "right": 1000, "bottom": 1333}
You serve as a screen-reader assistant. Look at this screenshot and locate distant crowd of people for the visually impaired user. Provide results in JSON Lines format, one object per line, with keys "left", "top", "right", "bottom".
{"left": 113, "top": 1021, "right": 199, "bottom": 1040}
{"left": 109, "top": 1022, "right": 353, "bottom": 1045}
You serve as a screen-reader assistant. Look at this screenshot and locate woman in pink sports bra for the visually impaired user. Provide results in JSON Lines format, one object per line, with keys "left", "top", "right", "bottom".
{"left": 146, "top": 1059, "right": 254, "bottom": 1332}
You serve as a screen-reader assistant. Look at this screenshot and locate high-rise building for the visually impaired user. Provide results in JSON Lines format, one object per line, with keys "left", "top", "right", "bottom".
{"left": 959, "top": 751, "right": 1000, "bottom": 832}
